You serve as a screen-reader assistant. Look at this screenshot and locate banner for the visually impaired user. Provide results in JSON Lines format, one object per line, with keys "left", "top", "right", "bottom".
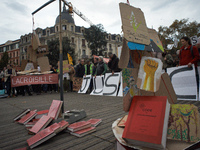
{"left": 11, "top": 74, "right": 58, "bottom": 87}
{"left": 78, "top": 75, "right": 92, "bottom": 94}
{"left": 167, "top": 65, "right": 198, "bottom": 101}
{"left": 90, "top": 76, "right": 104, "bottom": 95}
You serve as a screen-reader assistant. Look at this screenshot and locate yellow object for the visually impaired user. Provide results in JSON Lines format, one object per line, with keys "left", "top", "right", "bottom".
{"left": 67, "top": 53, "right": 73, "bottom": 65}
{"left": 143, "top": 59, "right": 158, "bottom": 92}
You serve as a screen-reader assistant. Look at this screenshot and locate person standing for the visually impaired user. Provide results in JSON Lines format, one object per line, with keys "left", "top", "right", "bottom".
{"left": 95, "top": 56, "right": 107, "bottom": 77}
{"left": 68, "top": 64, "right": 75, "bottom": 92}
{"left": 179, "top": 36, "right": 199, "bottom": 67}
{"left": 162, "top": 52, "right": 174, "bottom": 71}
{"left": 4, "top": 65, "right": 16, "bottom": 97}
{"left": 75, "top": 59, "right": 85, "bottom": 77}
{"left": 179, "top": 36, "right": 199, "bottom": 90}
{"left": 108, "top": 52, "right": 121, "bottom": 75}
{"left": 84, "top": 59, "right": 93, "bottom": 92}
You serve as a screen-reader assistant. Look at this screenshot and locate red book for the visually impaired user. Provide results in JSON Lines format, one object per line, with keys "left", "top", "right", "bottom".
{"left": 87, "top": 119, "right": 102, "bottom": 127}
{"left": 70, "top": 127, "right": 96, "bottom": 137}
{"left": 48, "top": 100, "right": 62, "bottom": 119}
{"left": 29, "top": 115, "right": 53, "bottom": 134}
{"left": 49, "top": 123, "right": 62, "bottom": 134}
{"left": 122, "top": 96, "right": 170, "bottom": 150}
{"left": 67, "top": 121, "right": 91, "bottom": 132}
{"left": 117, "top": 115, "right": 128, "bottom": 128}
{"left": 18, "top": 110, "right": 37, "bottom": 125}
{"left": 35, "top": 110, "right": 49, "bottom": 119}
{"left": 13, "top": 109, "right": 30, "bottom": 121}
{"left": 27, "top": 126, "right": 56, "bottom": 149}
{"left": 58, "top": 120, "right": 69, "bottom": 130}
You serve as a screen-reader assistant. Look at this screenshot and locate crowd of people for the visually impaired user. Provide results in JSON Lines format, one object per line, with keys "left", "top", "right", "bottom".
{"left": 0, "top": 36, "right": 199, "bottom": 98}
{"left": 0, "top": 52, "right": 121, "bottom": 97}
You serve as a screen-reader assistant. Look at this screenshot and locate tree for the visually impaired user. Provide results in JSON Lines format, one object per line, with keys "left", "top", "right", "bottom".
{"left": 47, "top": 37, "right": 75, "bottom": 67}
{"left": 84, "top": 24, "right": 107, "bottom": 56}
{"left": 158, "top": 19, "right": 200, "bottom": 50}
{"left": 0, "top": 52, "right": 9, "bottom": 70}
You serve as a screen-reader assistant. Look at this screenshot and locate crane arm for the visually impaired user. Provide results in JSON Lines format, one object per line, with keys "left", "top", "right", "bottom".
{"left": 32, "top": 0, "right": 56, "bottom": 15}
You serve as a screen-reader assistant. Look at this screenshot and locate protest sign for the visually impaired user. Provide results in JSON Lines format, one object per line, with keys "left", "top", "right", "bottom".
{"left": 119, "top": 3, "right": 150, "bottom": 45}
{"left": 117, "top": 73, "right": 123, "bottom": 97}
{"left": 37, "top": 56, "right": 50, "bottom": 73}
{"left": 90, "top": 76, "right": 104, "bottom": 96}
{"left": 78, "top": 75, "right": 92, "bottom": 94}
{"left": 25, "top": 63, "right": 34, "bottom": 71}
{"left": 102, "top": 72, "right": 121, "bottom": 96}
{"left": 11, "top": 74, "right": 58, "bottom": 87}
{"left": 73, "top": 77, "right": 83, "bottom": 92}
{"left": 58, "top": 60, "right": 69, "bottom": 73}
{"left": 190, "top": 35, "right": 198, "bottom": 46}
{"left": 137, "top": 56, "right": 163, "bottom": 92}
{"left": 167, "top": 65, "right": 198, "bottom": 101}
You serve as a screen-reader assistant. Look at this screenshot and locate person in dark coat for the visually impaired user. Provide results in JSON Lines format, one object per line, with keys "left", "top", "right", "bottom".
{"left": 95, "top": 56, "right": 107, "bottom": 76}
{"left": 75, "top": 59, "right": 85, "bottom": 77}
{"left": 108, "top": 52, "right": 121, "bottom": 75}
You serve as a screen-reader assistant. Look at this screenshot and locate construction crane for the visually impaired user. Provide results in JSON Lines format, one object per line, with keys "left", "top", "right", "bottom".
{"left": 32, "top": 0, "right": 94, "bottom": 26}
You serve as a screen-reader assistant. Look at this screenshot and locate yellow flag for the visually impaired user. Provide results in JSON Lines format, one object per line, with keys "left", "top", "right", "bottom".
{"left": 67, "top": 53, "right": 73, "bottom": 65}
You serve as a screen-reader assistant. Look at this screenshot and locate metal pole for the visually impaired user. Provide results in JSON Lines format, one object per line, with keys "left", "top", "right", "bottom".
{"left": 59, "top": 0, "right": 64, "bottom": 113}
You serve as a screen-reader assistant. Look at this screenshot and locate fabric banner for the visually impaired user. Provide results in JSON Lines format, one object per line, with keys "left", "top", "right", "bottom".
{"left": 78, "top": 75, "right": 92, "bottom": 94}
{"left": 90, "top": 76, "right": 104, "bottom": 96}
{"left": 11, "top": 74, "right": 58, "bottom": 87}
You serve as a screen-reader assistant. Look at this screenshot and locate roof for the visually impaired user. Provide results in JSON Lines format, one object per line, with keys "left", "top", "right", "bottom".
{"left": 55, "top": 5, "right": 75, "bottom": 24}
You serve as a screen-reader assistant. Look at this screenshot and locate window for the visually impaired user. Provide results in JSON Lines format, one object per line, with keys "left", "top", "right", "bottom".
{"left": 71, "top": 26, "right": 73, "bottom": 31}
{"left": 82, "top": 39, "right": 85, "bottom": 46}
{"left": 82, "top": 50, "right": 86, "bottom": 55}
{"left": 109, "top": 44, "right": 112, "bottom": 50}
{"left": 71, "top": 37, "right": 74, "bottom": 44}
{"left": 3, "top": 47, "right": 6, "bottom": 52}
{"left": 62, "top": 25, "right": 67, "bottom": 30}
{"left": 109, "top": 36, "right": 111, "bottom": 41}
{"left": 47, "top": 30, "right": 50, "bottom": 36}
{"left": 16, "top": 43, "right": 19, "bottom": 49}
{"left": 13, "top": 52, "right": 15, "bottom": 58}
{"left": 56, "top": 26, "right": 58, "bottom": 32}
{"left": 26, "top": 37, "right": 28, "bottom": 42}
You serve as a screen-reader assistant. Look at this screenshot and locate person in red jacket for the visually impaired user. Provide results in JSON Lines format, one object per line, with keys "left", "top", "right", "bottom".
{"left": 179, "top": 36, "right": 199, "bottom": 67}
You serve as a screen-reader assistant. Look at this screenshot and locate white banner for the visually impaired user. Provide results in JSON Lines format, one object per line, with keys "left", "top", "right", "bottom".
{"left": 117, "top": 72, "right": 123, "bottom": 97}
{"left": 90, "top": 76, "right": 104, "bottom": 96}
{"left": 78, "top": 75, "right": 92, "bottom": 94}
{"left": 102, "top": 72, "right": 121, "bottom": 96}
{"left": 190, "top": 36, "right": 198, "bottom": 46}
{"left": 167, "top": 65, "right": 198, "bottom": 101}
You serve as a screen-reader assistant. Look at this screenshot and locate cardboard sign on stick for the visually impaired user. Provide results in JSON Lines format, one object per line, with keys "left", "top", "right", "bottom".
{"left": 119, "top": 3, "right": 150, "bottom": 45}
{"left": 137, "top": 56, "right": 163, "bottom": 92}
{"left": 167, "top": 65, "right": 198, "bottom": 101}
{"left": 37, "top": 56, "right": 50, "bottom": 73}
{"left": 102, "top": 73, "right": 121, "bottom": 96}
{"left": 58, "top": 60, "right": 69, "bottom": 73}
{"left": 32, "top": 31, "right": 41, "bottom": 51}
{"left": 90, "top": 76, "right": 104, "bottom": 96}
{"left": 78, "top": 75, "right": 92, "bottom": 94}
{"left": 119, "top": 39, "right": 130, "bottom": 69}
{"left": 147, "top": 28, "right": 164, "bottom": 52}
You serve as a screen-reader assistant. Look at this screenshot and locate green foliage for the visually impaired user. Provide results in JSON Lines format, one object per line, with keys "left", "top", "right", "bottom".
{"left": 158, "top": 19, "right": 200, "bottom": 49}
{"left": 83, "top": 24, "right": 107, "bottom": 55}
{"left": 0, "top": 52, "right": 9, "bottom": 70}
{"left": 47, "top": 37, "right": 75, "bottom": 67}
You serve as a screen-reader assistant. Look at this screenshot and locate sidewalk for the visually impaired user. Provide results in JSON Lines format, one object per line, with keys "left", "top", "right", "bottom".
{"left": 0, "top": 92, "right": 200, "bottom": 150}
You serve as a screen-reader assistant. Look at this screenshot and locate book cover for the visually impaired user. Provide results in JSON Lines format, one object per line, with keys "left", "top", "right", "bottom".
{"left": 58, "top": 120, "right": 69, "bottom": 130}
{"left": 14, "top": 109, "right": 30, "bottom": 121}
{"left": 122, "top": 96, "right": 170, "bottom": 150}
{"left": 117, "top": 115, "right": 128, "bottom": 128}
{"left": 35, "top": 110, "right": 49, "bottom": 119}
{"left": 87, "top": 119, "right": 102, "bottom": 127}
{"left": 68, "top": 121, "right": 91, "bottom": 132}
{"left": 49, "top": 123, "right": 61, "bottom": 134}
{"left": 18, "top": 110, "right": 37, "bottom": 124}
{"left": 70, "top": 127, "right": 96, "bottom": 137}
{"left": 29, "top": 115, "right": 53, "bottom": 134}
{"left": 48, "top": 100, "right": 62, "bottom": 119}
{"left": 167, "top": 104, "right": 200, "bottom": 143}
{"left": 27, "top": 126, "right": 56, "bottom": 149}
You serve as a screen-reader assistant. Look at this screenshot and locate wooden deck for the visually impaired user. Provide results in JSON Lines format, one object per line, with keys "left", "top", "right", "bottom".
{"left": 0, "top": 92, "right": 199, "bottom": 150}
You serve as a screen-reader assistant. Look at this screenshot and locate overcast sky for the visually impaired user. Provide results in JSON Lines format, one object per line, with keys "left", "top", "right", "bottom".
{"left": 0, "top": 0, "right": 200, "bottom": 44}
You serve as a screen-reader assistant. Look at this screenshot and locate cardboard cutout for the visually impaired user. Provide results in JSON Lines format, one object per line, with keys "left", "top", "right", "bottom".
{"left": 37, "top": 56, "right": 50, "bottom": 73}
{"left": 32, "top": 31, "right": 41, "bottom": 51}
{"left": 73, "top": 77, "right": 83, "bottom": 92}
{"left": 119, "top": 3, "right": 150, "bottom": 45}
{"left": 144, "top": 40, "right": 163, "bottom": 53}
{"left": 137, "top": 56, "right": 163, "bottom": 92}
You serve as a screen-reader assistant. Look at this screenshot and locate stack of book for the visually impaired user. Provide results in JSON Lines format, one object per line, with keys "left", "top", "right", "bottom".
{"left": 13, "top": 109, "right": 31, "bottom": 122}
{"left": 18, "top": 110, "right": 37, "bottom": 125}
{"left": 27, "top": 120, "right": 69, "bottom": 149}
{"left": 68, "top": 119, "right": 101, "bottom": 137}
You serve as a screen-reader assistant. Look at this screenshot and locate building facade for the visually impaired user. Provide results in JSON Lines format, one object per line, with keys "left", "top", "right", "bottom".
{"left": 0, "top": 40, "right": 20, "bottom": 67}
{"left": 1, "top": 5, "right": 122, "bottom": 67}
